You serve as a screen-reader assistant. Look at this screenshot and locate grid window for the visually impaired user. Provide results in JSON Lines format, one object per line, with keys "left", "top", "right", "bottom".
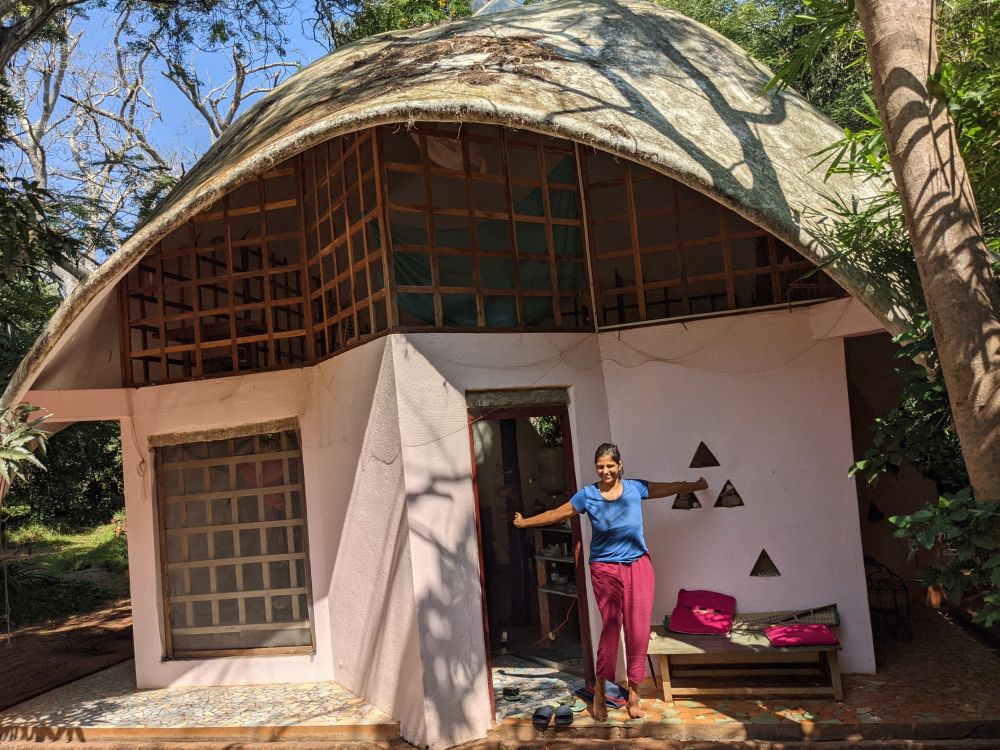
{"left": 119, "top": 124, "right": 847, "bottom": 386}
{"left": 580, "top": 150, "right": 844, "bottom": 327}
{"left": 121, "top": 161, "right": 311, "bottom": 385}
{"left": 156, "top": 429, "right": 313, "bottom": 657}
{"left": 380, "top": 123, "right": 591, "bottom": 330}
{"left": 301, "top": 130, "right": 390, "bottom": 358}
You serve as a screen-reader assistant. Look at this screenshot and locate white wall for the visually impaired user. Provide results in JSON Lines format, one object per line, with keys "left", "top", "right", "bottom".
{"left": 597, "top": 307, "right": 876, "bottom": 673}
{"left": 120, "top": 366, "right": 336, "bottom": 688}
{"left": 311, "top": 340, "right": 430, "bottom": 747}
{"left": 30, "top": 303, "right": 876, "bottom": 749}
{"left": 391, "top": 332, "right": 612, "bottom": 748}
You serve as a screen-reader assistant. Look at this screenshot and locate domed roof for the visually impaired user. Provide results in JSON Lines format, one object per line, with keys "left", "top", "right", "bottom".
{"left": 2, "top": 0, "right": 909, "bottom": 407}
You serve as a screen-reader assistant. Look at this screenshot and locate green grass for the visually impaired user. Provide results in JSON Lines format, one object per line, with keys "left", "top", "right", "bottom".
{"left": 1, "top": 520, "right": 129, "bottom": 627}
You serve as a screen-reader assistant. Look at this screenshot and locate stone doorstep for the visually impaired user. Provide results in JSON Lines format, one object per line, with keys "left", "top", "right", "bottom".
{"left": 495, "top": 717, "right": 1000, "bottom": 743}
{"left": 0, "top": 723, "right": 401, "bottom": 744}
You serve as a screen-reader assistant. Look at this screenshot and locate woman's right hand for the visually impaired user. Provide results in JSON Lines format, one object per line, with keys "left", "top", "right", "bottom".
{"left": 512, "top": 512, "right": 525, "bottom": 528}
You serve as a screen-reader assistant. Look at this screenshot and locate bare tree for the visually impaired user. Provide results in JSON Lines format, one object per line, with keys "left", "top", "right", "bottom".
{"left": 8, "top": 12, "right": 180, "bottom": 282}
{"left": 149, "top": 36, "right": 299, "bottom": 142}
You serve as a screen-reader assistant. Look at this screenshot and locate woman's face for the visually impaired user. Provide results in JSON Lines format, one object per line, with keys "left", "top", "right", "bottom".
{"left": 595, "top": 454, "right": 622, "bottom": 484}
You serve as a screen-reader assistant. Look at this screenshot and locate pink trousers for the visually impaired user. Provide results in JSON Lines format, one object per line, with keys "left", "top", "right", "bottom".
{"left": 589, "top": 554, "right": 655, "bottom": 684}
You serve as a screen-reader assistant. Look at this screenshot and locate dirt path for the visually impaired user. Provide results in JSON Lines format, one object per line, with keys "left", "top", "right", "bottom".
{"left": 0, "top": 599, "right": 133, "bottom": 711}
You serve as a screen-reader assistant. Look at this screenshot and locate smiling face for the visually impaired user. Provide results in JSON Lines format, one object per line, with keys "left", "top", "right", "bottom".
{"left": 595, "top": 453, "right": 622, "bottom": 486}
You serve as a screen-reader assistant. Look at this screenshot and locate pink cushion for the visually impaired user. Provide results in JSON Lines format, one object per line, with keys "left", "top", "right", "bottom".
{"left": 668, "top": 589, "right": 736, "bottom": 635}
{"left": 764, "top": 623, "right": 840, "bottom": 647}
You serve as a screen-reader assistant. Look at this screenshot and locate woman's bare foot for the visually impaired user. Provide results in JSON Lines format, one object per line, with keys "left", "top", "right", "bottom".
{"left": 626, "top": 681, "right": 643, "bottom": 719}
{"left": 592, "top": 681, "right": 608, "bottom": 722}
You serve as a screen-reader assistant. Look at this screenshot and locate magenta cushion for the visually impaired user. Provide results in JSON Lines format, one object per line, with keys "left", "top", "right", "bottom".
{"left": 668, "top": 589, "right": 736, "bottom": 635}
{"left": 764, "top": 623, "right": 840, "bottom": 647}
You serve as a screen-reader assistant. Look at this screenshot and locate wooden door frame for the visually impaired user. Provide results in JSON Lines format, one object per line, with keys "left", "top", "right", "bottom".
{"left": 467, "top": 403, "right": 595, "bottom": 722}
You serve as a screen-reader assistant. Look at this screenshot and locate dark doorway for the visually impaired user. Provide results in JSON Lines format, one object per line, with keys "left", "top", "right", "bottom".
{"left": 469, "top": 407, "right": 591, "bottom": 676}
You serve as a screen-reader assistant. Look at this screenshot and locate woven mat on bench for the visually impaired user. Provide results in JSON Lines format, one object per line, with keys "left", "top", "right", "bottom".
{"left": 730, "top": 604, "right": 839, "bottom": 632}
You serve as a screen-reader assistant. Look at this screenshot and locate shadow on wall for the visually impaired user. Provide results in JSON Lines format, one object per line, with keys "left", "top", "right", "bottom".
{"left": 406, "top": 476, "right": 487, "bottom": 746}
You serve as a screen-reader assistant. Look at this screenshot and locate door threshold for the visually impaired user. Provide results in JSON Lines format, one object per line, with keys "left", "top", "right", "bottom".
{"left": 505, "top": 649, "right": 584, "bottom": 676}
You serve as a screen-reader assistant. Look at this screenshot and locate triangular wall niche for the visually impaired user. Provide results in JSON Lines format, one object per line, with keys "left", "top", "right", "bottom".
{"left": 714, "top": 480, "right": 744, "bottom": 508}
{"left": 689, "top": 441, "right": 721, "bottom": 468}
{"left": 750, "top": 549, "right": 781, "bottom": 577}
{"left": 672, "top": 492, "right": 702, "bottom": 510}
{"left": 867, "top": 501, "right": 885, "bottom": 523}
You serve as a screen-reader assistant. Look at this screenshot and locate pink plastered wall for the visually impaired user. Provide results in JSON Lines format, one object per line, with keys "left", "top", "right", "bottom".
{"left": 113, "top": 339, "right": 431, "bottom": 746}
{"left": 21, "top": 298, "right": 880, "bottom": 749}
{"left": 390, "top": 332, "right": 612, "bottom": 747}
{"left": 597, "top": 305, "right": 876, "bottom": 673}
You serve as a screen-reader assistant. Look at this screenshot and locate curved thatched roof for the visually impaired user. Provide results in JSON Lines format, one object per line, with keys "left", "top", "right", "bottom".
{"left": 2, "top": 0, "right": 909, "bottom": 408}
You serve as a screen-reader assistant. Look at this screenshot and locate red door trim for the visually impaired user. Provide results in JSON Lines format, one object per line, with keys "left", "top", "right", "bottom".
{"left": 466, "top": 403, "right": 596, "bottom": 724}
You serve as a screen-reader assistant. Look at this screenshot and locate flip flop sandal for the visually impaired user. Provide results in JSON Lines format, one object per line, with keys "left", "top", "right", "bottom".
{"left": 502, "top": 686, "right": 520, "bottom": 702}
{"left": 532, "top": 705, "right": 555, "bottom": 728}
{"left": 554, "top": 705, "right": 574, "bottom": 725}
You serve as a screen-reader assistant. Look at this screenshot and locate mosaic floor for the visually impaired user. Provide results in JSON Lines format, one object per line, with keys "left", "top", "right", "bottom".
{"left": 495, "top": 605, "right": 1000, "bottom": 735}
{"left": 0, "top": 661, "right": 393, "bottom": 730}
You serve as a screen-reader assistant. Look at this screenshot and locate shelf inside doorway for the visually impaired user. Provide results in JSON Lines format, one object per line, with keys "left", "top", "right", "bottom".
{"left": 538, "top": 584, "right": 578, "bottom": 598}
{"left": 535, "top": 554, "right": 574, "bottom": 563}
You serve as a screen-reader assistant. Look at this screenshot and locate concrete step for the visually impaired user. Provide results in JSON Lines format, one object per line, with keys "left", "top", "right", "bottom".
{"left": 466, "top": 740, "right": 1000, "bottom": 750}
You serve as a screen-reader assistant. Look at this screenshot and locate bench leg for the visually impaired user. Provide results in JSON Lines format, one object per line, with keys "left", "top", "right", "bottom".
{"left": 657, "top": 654, "right": 673, "bottom": 703}
{"left": 828, "top": 650, "right": 843, "bottom": 700}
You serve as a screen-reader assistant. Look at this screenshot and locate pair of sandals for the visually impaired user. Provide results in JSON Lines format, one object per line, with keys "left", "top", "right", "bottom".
{"left": 532, "top": 703, "right": 574, "bottom": 728}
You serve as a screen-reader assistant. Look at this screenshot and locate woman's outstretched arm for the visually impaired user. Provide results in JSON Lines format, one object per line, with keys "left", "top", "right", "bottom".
{"left": 513, "top": 500, "right": 578, "bottom": 529}
{"left": 646, "top": 477, "right": 708, "bottom": 499}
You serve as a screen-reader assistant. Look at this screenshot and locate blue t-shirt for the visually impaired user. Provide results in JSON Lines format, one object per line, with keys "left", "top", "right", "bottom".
{"left": 569, "top": 479, "right": 650, "bottom": 563}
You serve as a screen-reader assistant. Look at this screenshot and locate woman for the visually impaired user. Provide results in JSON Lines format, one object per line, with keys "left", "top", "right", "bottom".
{"left": 513, "top": 442, "right": 707, "bottom": 720}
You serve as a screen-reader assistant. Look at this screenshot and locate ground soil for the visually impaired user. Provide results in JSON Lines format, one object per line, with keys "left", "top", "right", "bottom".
{"left": 0, "top": 599, "right": 133, "bottom": 711}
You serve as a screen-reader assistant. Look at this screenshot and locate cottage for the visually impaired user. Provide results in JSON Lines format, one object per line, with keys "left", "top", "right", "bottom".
{"left": 1, "top": 0, "right": 912, "bottom": 746}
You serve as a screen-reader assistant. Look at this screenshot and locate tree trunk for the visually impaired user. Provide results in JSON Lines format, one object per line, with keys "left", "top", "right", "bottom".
{"left": 856, "top": 0, "right": 1000, "bottom": 501}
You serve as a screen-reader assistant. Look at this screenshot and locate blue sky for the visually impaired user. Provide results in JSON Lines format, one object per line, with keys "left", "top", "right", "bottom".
{"left": 60, "top": 3, "right": 332, "bottom": 164}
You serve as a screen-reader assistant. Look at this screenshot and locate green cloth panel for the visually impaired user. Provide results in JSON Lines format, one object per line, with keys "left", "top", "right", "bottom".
{"left": 390, "top": 157, "right": 583, "bottom": 326}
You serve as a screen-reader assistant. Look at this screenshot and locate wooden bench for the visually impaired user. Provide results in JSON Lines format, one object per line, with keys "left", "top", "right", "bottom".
{"left": 647, "top": 625, "right": 843, "bottom": 702}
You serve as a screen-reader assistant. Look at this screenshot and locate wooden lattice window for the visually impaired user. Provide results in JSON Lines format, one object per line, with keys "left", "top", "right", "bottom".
{"left": 156, "top": 429, "right": 314, "bottom": 658}
{"left": 380, "top": 123, "right": 590, "bottom": 330}
{"left": 580, "top": 150, "right": 845, "bottom": 327}
{"left": 302, "top": 130, "right": 391, "bottom": 357}
{"left": 121, "top": 162, "right": 311, "bottom": 385}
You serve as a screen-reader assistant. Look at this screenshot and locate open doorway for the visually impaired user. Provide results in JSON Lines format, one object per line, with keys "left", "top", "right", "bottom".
{"left": 470, "top": 406, "right": 591, "bottom": 679}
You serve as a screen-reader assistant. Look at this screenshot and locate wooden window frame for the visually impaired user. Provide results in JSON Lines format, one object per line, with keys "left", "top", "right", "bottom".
{"left": 120, "top": 124, "right": 844, "bottom": 387}
{"left": 579, "top": 148, "right": 844, "bottom": 328}
{"left": 380, "top": 123, "right": 591, "bottom": 333}
{"left": 154, "top": 426, "right": 316, "bottom": 659}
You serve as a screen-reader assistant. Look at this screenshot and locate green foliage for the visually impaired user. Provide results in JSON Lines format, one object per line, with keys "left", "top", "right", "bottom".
{"left": 0, "top": 275, "right": 61, "bottom": 388}
{"left": 781, "top": 0, "right": 1000, "bottom": 626}
{"left": 0, "top": 167, "right": 79, "bottom": 285}
{"left": 0, "top": 404, "right": 50, "bottom": 485}
{"left": 850, "top": 315, "right": 968, "bottom": 494}
{"left": 4, "top": 421, "right": 123, "bottom": 530}
{"left": 0, "top": 556, "right": 56, "bottom": 595}
{"left": 890, "top": 488, "right": 1000, "bottom": 628}
{"left": 762, "top": 0, "right": 859, "bottom": 93}
{"left": 658, "top": 0, "right": 871, "bottom": 130}
{"left": 1, "top": 522, "right": 129, "bottom": 627}
{"left": 528, "top": 416, "right": 563, "bottom": 446}
{"left": 935, "top": 0, "right": 1000, "bottom": 251}
{"left": 325, "top": 0, "right": 472, "bottom": 47}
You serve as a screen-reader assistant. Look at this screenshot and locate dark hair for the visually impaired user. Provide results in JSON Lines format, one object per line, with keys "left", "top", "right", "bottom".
{"left": 594, "top": 442, "right": 621, "bottom": 463}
